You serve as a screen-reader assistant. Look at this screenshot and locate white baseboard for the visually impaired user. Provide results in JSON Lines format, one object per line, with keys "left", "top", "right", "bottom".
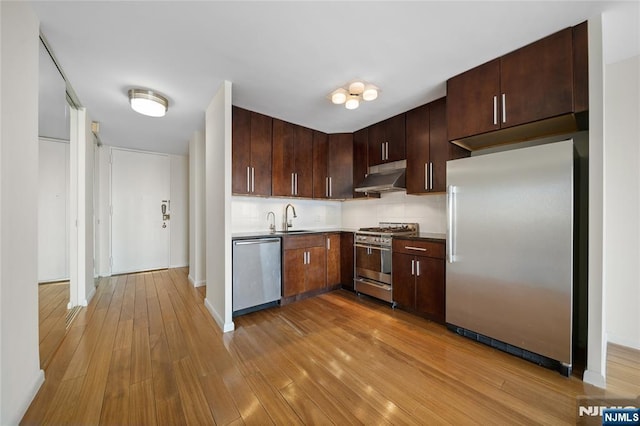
{"left": 607, "top": 334, "right": 640, "bottom": 351}
{"left": 188, "top": 274, "right": 206, "bottom": 288}
{"left": 204, "top": 297, "right": 235, "bottom": 333}
{"left": 583, "top": 369, "right": 607, "bottom": 388}
{"left": 81, "top": 285, "right": 97, "bottom": 306}
{"left": 170, "top": 263, "right": 189, "bottom": 269}
{"left": 9, "top": 368, "right": 45, "bottom": 425}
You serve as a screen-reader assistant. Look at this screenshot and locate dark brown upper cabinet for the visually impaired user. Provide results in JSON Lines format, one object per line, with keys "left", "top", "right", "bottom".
{"left": 313, "top": 131, "right": 353, "bottom": 199}
{"left": 447, "top": 24, "right": 587, "bottom": 150}
{"left": 406, "top": 98, "right": 469, "bottom": 194}
{"left": 368, "top": 112, "right": 406, "bottom": 166}
{"left": 232, "top": 106, "right": 272, "bottom": 196}
{"left": 272, "top": 119, "right": 313, "bottom": 198}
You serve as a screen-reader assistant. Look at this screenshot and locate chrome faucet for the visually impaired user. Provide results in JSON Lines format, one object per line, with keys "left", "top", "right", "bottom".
{"left": 283, "top": 203, "right": 297, "bottom": 232}
{"left": 266, "top": 211, "right": 276, "bottom": 233}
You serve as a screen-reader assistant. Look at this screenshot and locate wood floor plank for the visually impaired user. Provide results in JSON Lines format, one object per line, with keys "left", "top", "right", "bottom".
{"left": 28, "top": 268, "right": 640, "bottom": 426}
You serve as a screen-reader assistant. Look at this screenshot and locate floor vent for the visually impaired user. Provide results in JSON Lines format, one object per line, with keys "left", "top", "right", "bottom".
{"left": 446, "top": 323, "right": 571, "bottom": 377}
{"left": 66, "top": 306, "right": 81, "bottom": 329}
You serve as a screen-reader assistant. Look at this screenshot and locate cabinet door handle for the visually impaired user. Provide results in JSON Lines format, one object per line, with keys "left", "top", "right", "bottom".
{"left": 327, "top": 237, "right": 330, "bottom": 250}
{"left": 251, "top": 167, "right": 255, "bottom": 193}
{"left": 405, "top": 246, "right": 427, "bottom": 252}
{"left": 430, "top": 163, "right": 434, "bottom": 190}
{"left": 307, "top": 251, "right": 311, "bottom": 264}
{"left": 501, "top": 93, "right": 506, "bottom": 123}
{"left": 493, "top": 95, "right": 498, "bottom": 125}
{"left": 424, "top": 163, "right": 429, "bottom": 190}
{"left": 416, "top": 260, "right": 421, "bottom": 277}
{"left": 328, "top": 177, "right": 332, "bottom": 198}
{"left": 385, "top": 142, "right": 389, "bottom": 160}
{"left": 291, "top": 173, "right": 295, "bottom": 195}
{"left": 295, "top": 173, "right": 298, "bottom": 195}
{"left": 325, "top": 177, "right": 329, "bottom": 198}
{"left": 381, "top": 143, "right": 385, "bottom": 161}
{"left": 411, "top": 259, "right": 415, "bottom": 276}
{"left": 247, "top": 166, "right": 251, "bottom": 193}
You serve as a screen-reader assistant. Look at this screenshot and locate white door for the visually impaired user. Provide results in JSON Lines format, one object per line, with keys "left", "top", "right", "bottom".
{"left": 111, "top": 149, "right": 170, "bottom": 274}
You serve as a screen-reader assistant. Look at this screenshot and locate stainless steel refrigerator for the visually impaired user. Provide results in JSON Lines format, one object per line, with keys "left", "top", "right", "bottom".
{"left": 446, "top": 140, "right": 574, "bottom": 375}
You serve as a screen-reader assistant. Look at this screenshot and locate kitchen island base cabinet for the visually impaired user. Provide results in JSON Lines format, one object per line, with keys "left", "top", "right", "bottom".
{"left": 392, "top": 238, "right": 445, "bottom": 323}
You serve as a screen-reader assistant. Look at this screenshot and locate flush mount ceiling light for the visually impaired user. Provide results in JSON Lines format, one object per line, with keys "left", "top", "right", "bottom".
{"left": 128, "top": 88, "right": 168, "bottom": 117}
{"left": 329, "top": 80, "right": 379, "bottom": 110}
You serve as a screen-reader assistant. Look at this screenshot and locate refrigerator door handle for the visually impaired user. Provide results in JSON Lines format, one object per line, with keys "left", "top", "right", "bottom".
{"left": 447, "top": 185, "right": 456, "bottom": 263}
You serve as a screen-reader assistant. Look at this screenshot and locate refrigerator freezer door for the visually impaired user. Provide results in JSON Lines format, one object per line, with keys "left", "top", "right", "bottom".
{"left": 446, "top": 140, "right": 573, "bottom": 365}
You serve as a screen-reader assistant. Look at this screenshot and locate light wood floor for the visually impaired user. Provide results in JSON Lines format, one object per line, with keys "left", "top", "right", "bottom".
{"left": 38, "top": 281, "right": 70, "bottom": 369}
{"left": 26, "top": 268, "right": 638, "bottom": 425}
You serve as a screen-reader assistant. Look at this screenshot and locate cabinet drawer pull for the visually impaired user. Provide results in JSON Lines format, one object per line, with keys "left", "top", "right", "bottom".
{"left": 404, "top": 246, "right": 427, "bottom": 252}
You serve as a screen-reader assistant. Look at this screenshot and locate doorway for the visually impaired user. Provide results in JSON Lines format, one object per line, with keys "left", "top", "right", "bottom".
{"left": 111, "top": 148, "right": 171, "bottom": 274}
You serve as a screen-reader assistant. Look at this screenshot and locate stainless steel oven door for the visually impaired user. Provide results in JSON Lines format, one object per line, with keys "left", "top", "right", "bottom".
{"left": 354, "top": 243, "right": 391, "bottom": 284}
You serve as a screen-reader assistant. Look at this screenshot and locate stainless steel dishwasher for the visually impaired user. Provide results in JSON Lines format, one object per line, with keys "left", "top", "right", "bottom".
{"left": 232, "top": 237, "right": 281, "bottom": 316}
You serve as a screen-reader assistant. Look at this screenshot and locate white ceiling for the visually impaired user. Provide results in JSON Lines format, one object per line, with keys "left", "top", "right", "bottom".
{"left": 32, "top": 1, "right": 627, "bottom": 155}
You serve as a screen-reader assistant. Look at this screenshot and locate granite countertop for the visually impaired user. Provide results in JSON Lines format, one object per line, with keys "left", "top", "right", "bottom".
{"left": 232, "top": 228, "right": 357, "bottom": 240}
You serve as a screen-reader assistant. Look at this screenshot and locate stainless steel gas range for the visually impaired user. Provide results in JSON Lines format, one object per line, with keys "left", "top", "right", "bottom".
{"left": 354, "top": 222, "right": 419, "bottom": 305}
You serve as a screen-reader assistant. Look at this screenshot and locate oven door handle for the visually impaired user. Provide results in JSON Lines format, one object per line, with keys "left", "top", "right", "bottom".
{"left": 354, "top": 243, "right": 391, "bottom": 252}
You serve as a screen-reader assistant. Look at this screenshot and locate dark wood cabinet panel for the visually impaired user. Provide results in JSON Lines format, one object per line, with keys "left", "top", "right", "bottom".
{"left": 283, "top": 248, "right": 307, "bottom": 298}
{"left": 353, "top": 128, "right": 369, "bottom": 199}
{"left": 250, "top": 111, "right": 273, "bottom": 196}
{"left": 368, "top": 113, "right": 406, "bottom": 166}
{"left": 500, "top": 28, "right": 573, "bottom": 129}
{"left": 340, "top": 232, "right": 354, "bottom": 290}
{"left": 447, "top": 59, "right": 501, "bottom": 141}
{"left": 312, "top": 131, "right": 329, "bottom": 199}
{"left": 392, "top": 252, "right": 415, "bottom": 309}
{"left": 415, "top": 256, "right": 445, "bottom": 323}
{"left": 573, "top": 21, "right": 589, "bottom": 113}
{"left": 294, "top": 125, "right": 314, "bottom": 198}
{"left": 328, "top": 133, "right": 353, "bottom": 199}
{"left": 406, "top": 98, "right": 469, "bottom": 194}
{"left": 272, "top": 118, "right": 295, "bottom": 196}
{"left": 306, "top": 246, "right": 327, "bottom": 292}
{"left": 392, "top": 238, "right": 445, "bottom": 323}
{"left": 232, "top": 107, "right": 272, "bottom": 196}
{"left": 405, "top": 104, "right": 430, "bottom": 194}
{"left": 232, "top": 106, "right": 252, "bottom": 194}
{"left": 272, "top": 119, "right": 313, "bottom": 197}
{"left": 326, "top": 234, "right": 341, "bottom": 287}
{"left": 447, "top": 24, "right": 587, "bottom": 145}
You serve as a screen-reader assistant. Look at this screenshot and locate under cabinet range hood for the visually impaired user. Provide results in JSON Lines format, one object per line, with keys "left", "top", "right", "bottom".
{"left": 354, "top": 160, "right": 406, "bottom": 193}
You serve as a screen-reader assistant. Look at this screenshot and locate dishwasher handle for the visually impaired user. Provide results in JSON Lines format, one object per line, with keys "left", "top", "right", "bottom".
{"left": 234, "top": 238, "right": 281, "bottom": 246}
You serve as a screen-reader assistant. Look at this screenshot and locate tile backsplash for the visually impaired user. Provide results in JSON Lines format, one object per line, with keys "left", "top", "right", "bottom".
{"left": 342, "top": 192, "right": 447, "bottom": 233}
{"left": 231, "top": 196, "right": 342, "bottom": 233}
{"left": 232, "top": 192, "right": 447, "bottom": 234}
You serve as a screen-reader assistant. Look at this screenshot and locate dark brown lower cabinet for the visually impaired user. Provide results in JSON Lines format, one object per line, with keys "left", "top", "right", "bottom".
{"left": 282, "top": 235, "right": 326, "bottom": 298}
{"left": 326, "top": 233, "right": 341, "bottom": 287}
{"left": 392, "top": 238, "right": 445, "bottom": 323}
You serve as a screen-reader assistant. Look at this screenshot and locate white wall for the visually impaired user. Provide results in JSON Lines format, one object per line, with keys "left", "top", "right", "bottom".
{"left": 77, "top": 109, "right": 95, "bottom": 306}
{"left": 342, "top": 193, "right": 446, "bottom": 233}
{"left": 232, "top": 196, "right": 342, "bottom": 233}
{"left": 170, "top": 154, "right": 189, "bottom": 268}
{"left": 604, "top": 54, "right": 640, "bottom": 350}
{"left": 188, "top": 130, "right": 206, "bottom": 287}
{"left": 38, "top": 139, "right": 70, "bottom": 282}
{"left": 0, "top": 2, "right": 45, "bottom": 423}
{"left": 205, "top": 81, "right": 234, "bottom": 332}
